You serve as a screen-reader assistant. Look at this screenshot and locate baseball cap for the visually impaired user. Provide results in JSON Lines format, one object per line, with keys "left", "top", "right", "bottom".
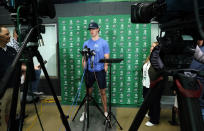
{"left": 87, "top": 22, "right": 99, "bottom": 30}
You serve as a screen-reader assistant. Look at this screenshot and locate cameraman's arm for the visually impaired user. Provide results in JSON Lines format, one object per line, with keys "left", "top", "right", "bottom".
{"left": 194, "top": 45, "right": 204, "bottom": 63}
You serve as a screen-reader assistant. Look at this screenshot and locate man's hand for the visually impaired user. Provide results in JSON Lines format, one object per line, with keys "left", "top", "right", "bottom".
{"left": 34, "top": 65, "right": 41, "bottom": 70}
{"left": 104, "top": 65, "right": 108, "bottom": 72}
{"left": 104, "top": 54, "right": 109, "bottom": 72}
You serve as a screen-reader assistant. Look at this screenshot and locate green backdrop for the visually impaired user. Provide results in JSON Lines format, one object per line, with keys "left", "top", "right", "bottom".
{"left": 58, "top": 15, "right": 151, "bottom": 106}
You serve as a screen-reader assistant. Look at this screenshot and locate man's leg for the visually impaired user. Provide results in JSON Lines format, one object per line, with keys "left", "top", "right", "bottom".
{"left": 100, "top": 88, "right": 107, "bottom": 113}
{"left": 80, "top": 71, "right": 94, "bottom": 122}
{"left": 88, "top": 87, "right": 93, "bottom": 97}
{"left": 96, "top": 70, "right": 107, "bottom": 113}
{"left": 31, "top": 69, "right": 42, "bottom": 93}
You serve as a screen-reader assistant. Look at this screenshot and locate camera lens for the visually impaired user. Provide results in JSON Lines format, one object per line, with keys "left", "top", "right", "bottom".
{"left": 131, "top": 2, "right": 154, "bottom": 23}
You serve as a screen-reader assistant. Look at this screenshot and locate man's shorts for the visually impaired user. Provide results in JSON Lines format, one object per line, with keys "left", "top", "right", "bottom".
{"left": 85, "top": 70, "right": 106, "bottom": 89}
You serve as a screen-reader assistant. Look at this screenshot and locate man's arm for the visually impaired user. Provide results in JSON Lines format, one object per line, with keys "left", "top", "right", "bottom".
{"left": 194, "top": 45, "right": 204, "bottom": 63}
{"left": 104, "top": 54, "right": 109, "bottom": 72}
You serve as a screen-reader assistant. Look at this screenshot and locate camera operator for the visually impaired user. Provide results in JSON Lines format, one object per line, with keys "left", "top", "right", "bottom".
{"left": 0, "top": 26, "right": 17, "bottom": 131}
{"left": 190, "top": 40, "right": 204, "bottom": 120}
{"left": 7, "top": 28, "right": 20, "bottom": 52}
{"left": 80, "top": 22, "right": 110, "bottom": 122}
{"left": 194, "top": 44, "right": 204, "bottom": 63}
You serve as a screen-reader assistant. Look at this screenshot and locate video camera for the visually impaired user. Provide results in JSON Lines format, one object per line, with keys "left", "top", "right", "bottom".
{"left": 131, "top": 0, "right": 204, "bottom": 70}
{"left": 131, "top": 0, "right": 204, "bottom": 24}
{"left": 0, "top": 0, "right": 55, "bottom": 45}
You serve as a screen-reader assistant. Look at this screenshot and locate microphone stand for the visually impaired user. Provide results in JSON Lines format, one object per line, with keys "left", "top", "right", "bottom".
{"left": 72, "top": 49, "right": 108, "bottom": 130}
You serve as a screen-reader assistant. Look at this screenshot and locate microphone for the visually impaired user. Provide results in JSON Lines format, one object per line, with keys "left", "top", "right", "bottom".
{"left": 83, "top": 45, "right": 88, "bottom": 51}
{"left": 90, "top": 50, "right": 95, "bottom": 69}
{"left": 83, "top": 45, "right": 89, "bottom": 57}
{"left": 91, "top": 55, "right": 94, "bottom": 68}
{"left": 90, "top": 50, "right": 96, "bottom": 56}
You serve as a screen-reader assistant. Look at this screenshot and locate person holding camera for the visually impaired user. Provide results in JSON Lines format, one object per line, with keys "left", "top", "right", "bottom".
{"left": 0, "top": 26, "right": 18, "bottom": 131}
{"left": 80, "top": 22, "right": 110, "bottom": 122}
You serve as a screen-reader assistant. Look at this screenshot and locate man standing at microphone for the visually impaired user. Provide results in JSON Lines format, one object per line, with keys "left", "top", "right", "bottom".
{"left": 80, "top": 22, "right": 110, "bottom": 121}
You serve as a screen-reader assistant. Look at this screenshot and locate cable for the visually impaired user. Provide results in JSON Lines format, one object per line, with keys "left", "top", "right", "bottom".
{"left": 93, "top": 71, "right": 102, "bottom": 91}
{"left": 194, "top": 0, "right": 204, "bottom": 40}
{"left": 68, "top": 69, "right": 85, "bottom": 119}
{"left": 41, "top": 98, "right": 55, "bottom": 103}
{"left": 58, "top": 69, "right": 86, "bottom": 131}
{"left": 25, "top": 101, "right": 43, "bottom": 131}
{"left": 91, "top": 56, "right": 101, "bottom": 90}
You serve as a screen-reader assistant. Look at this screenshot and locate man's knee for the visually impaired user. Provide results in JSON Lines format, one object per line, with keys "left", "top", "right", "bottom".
{"left": 100, "top": 89, "right": 106, "bottom": 96}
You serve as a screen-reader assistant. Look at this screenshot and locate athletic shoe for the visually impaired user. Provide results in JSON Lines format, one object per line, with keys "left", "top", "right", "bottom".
{"left": 33, "top": 92, "right": 44, "bottom": 95}
{"left": 145, "top": 121, "right": 155, "bottom": 127}
{"left": 80, "top": 112, "right": 87, "bottom": 122}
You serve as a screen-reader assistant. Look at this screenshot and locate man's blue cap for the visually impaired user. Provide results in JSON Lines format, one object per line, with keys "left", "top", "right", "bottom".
{"left": 87, "top": 22, "right": 99, "bottom": 30}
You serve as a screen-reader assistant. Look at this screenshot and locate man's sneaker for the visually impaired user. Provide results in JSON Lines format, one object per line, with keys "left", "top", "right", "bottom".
{"left": 145, "top": 121, "right": 155, "bottom": 127}
{"left": 80, "top": 112, "right": 87, "bottom": 122}
{"left": 104, "top": 112, "right": 110, "bottom": 122}
{"left": 33, "top": 92, "right": 44, "bottom": 95}
{"left": 104, "top": 112, "right": 108, "bottom": 117}
{"left": 145, "top": 114, "right": 149, "bottom": 118}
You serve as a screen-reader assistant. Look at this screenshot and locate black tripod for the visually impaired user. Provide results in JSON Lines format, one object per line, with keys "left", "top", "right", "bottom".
{"left": 0, "top": 26, "right": 71, "bottom": 131}
{"left": 129, "top": 69, "right": 204, "bottom": 131}
{"left": 99, "top": 59, "right": 123, "bottom": 130}
{"left": 72, "top": 51, "right": 108, "bottom": 130}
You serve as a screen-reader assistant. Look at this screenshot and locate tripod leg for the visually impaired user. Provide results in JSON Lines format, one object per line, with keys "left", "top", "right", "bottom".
{"left": 19, "top": 60, "right": 35, "bottom": 131}
{"left": 72, "top": 96, "right": 86, "bottom": 121}
{"left": 129, "top": 79, "right": 164, "bottom": 131}
{"left": 177, "top": 92, "right": 204, "bottom": 131}
{"left": 110, "top": 113, "right": 123, "bottom": 130}
{"left": 34, "top": 50, "right": 71, "bottom": 131}
{"left": 175, "top": 74, "right": 204, "bottom": 131}
{"left": 7, "top": 62, "right": 21, "bottom": 131}
{"left": 91, "top": 97, "right": 107, "bottom": 119}
{"left": 87, "top": 95, "right": 89, "bottom": 129}
{"left": 31, "top": 92, "right": 44, "bottom": 130}
{"left": 169, "top": 106, "right": 178, "bottom": 125}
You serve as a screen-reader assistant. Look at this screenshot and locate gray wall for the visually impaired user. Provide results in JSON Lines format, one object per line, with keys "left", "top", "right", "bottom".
{"left": 0, "top": 2, "right": 132, "bottom": 25}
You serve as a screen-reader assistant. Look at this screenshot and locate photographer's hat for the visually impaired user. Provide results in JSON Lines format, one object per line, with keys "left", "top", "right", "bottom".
{"left": 87, "top": 22, "right": 99, "bottom": 30}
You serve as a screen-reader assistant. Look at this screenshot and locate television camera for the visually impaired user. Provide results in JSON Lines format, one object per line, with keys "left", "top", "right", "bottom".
{"left": 129, "top": 1, "right": 204, "bottom": 131}
{"left": 0, "top": 0, "right": 55, "bottom": 45}
{"left": 131, "top": 0, "right": 204, "bottom": 70}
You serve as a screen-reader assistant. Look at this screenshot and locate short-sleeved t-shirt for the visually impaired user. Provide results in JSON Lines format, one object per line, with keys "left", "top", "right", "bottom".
{"left": 83, "top": 38, "right": 110, "bottom": 72}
